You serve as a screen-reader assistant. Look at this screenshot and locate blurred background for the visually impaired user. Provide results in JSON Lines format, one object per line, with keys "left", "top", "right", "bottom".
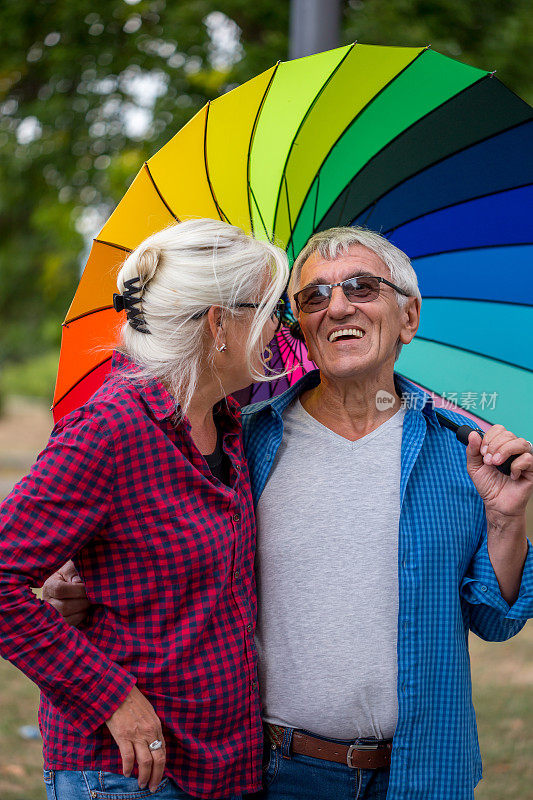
{"left": 0, "top": 1, "right": 531, "bottom": 798}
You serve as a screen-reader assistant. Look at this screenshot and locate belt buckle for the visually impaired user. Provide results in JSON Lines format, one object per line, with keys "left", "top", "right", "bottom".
{"left": 346, "top": 738, "right": 379, "bottom": 768}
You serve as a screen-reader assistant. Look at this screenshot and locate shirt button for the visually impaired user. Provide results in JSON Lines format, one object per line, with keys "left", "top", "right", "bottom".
{"left": 234, "top": 570, "right": 240, "bottom": 580}
{"left": 233, "top": 513, "right": 241, "bottom": 522}
{"left": 481, "top": 585, "right": 488, "bottom": 592}
{"left": 402, "top": 559, "right": 407, "bottom": 568}
{"left": 251, "top": 679, "right": 257, "bottom": 689}
{"left": 402, "top": 684, "right": 407, "bottom": 694}
{"left": 246, "top": 623, "right": 253, "bottom": 632}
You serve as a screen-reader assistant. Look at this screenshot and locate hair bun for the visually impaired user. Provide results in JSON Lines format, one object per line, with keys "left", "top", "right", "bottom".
{"left": 137, "top": 247, "right": 160, "bottom": 287}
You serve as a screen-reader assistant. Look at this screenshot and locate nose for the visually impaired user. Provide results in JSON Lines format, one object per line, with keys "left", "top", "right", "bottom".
{"left": 327, "top": 284, "right": 355, "bottom": 318}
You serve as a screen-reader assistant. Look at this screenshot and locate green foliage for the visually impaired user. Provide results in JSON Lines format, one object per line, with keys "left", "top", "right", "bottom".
{"left": 1, "top": 349, "right": 59, "bottom": 401}
{"left": 0, "top": 0, "right": 530, "bottom": 377}
{"left": 342, "top": 0, "right": 533, "bottom": 102}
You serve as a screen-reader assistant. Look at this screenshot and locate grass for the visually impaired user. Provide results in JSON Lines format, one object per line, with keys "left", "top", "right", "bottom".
{"left": 0, "top": 658, "right": 43, "bottom": 800}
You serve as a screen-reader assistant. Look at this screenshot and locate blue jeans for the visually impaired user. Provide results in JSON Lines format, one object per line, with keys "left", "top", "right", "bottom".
{"left": 258, "top": 728, "right": 390, "bottom": 800}
{"left": 43, "top": 769, "right": 245, "bottom": 800}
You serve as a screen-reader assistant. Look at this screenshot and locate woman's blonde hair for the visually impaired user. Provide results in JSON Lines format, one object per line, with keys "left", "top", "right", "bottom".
{"left": 115, "top": 218, "right": 289, "bottom": 414}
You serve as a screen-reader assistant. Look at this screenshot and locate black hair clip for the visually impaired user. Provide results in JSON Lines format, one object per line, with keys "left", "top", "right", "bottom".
{"left": 112, "top": 277, "right": 151, "bottom": 334}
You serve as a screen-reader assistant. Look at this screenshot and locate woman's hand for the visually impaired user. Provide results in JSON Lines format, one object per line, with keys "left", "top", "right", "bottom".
{"left": 42, "top": 561, "right": 90, "bottom": 626}
{"left": 106, "top": 685, "right": 166, "bottom": 793}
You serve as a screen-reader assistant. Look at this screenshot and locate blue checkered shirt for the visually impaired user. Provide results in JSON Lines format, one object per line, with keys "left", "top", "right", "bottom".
{"left": 241, "top": 370, "right": 533, "bottom": 800}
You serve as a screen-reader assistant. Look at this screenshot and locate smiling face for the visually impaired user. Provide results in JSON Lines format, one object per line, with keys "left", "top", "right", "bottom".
{"left": 295, "top": 244, "right": 420, "bottom": 383}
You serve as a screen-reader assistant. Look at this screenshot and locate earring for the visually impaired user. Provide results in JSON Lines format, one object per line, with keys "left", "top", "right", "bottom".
{"left": 263, "top": 346, "right": 273, "bottom": 362}
{"left": 215, "top": 343, "right": 227, "bottom": 352}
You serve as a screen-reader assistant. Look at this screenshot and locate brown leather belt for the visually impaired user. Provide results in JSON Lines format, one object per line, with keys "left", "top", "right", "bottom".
{"left": 266, "top": 724, "right": 392, "bottom": 769}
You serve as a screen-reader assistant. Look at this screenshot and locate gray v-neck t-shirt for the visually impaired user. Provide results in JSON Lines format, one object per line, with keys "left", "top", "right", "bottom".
{"left": 255, "top": 398, "right": 405, "bottom": 739}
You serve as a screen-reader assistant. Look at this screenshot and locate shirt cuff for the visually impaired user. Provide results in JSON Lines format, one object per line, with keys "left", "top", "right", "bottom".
{"left": 461, "top": 538, "right": 533, "bottom": 620}
{"left": 49, "top": 660, "right": 137, "bottom": 737}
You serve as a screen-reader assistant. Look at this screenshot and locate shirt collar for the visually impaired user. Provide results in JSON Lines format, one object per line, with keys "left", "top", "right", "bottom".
{"left": 244, "top": 367, "right": 440, "bottom": 430}
{"left": 394, "top": 373, "right": 441, "bottom": 430}
{"left": 110, "top": 350, "right": 241, "bottom": 428}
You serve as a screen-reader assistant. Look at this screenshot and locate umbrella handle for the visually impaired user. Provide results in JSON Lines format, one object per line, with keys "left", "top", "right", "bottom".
{"left": 455, "top": 424, "right": 516, "bottom": 476}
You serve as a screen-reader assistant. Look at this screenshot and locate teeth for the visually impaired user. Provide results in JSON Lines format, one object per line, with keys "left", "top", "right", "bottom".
{"left": 328, "top": 328, "right": 365, "bottom": 343}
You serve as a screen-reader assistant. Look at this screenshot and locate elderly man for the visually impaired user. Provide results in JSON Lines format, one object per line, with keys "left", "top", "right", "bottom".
{"left": 45, "top": 227, "right": 533, "bottom": 800}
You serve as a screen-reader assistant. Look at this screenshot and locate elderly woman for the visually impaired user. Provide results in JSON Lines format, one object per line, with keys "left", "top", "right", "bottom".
{"left": 0, "top": 219, "right": 289, "bottom": 800}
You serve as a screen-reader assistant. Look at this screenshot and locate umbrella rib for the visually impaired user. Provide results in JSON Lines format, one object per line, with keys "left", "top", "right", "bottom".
{"left": 284, "top": 45, "right": 429, "bottom": 251}
{"left": 63, "top": 306, "right": 116, "bottom": 326}
{"left": 354, "top": 119, "right": 533, "bottom": 231}
{"left": 93, "top": 239, "right": 132, "bottom": 253}
{"left": 249, "top": 183, "right": 270, "bottom": 240}
{"left": 247, "top": 61, "right": 281, "bottom": 236}
{"left": 312, "top": 171, "right": 321, "bottom": 230}
{"left": 284, "top": 176, "right": 296, "bottom": 262}
{"left": 204, "top": 101, "right": 229, "bottom": 224}
{"left": 381, "top": 182, "right": 533, "bottom": 237}
{"left": 420, "top": 295, "right": 532, "bottom": 309}
{"left": 52, "top": 357, "right": 112, "bottom": 410}
{"left": 412, "top": 241, "right": 533, "bottom": 261}
{"left": 144, "top": 162, "right": 179, "bottom": 221}
{"left": 271, "top": 42, "right": 357, "bottom": 242}
{"left": 414, "top": 335, "right": 532, "bottom": 373}
{"left": 336, "top": 179, "right": 352, "bottom": 228}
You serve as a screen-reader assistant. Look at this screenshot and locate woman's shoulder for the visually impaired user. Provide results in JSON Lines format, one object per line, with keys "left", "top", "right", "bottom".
{"left": 53, "top": 373, "right": 149, "bottom": 441}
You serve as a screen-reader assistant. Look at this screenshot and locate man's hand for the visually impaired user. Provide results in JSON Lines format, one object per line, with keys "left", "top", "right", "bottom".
{"left": 106, "top": 685, "right": 166, "bottom": 793}
{"left": 466, "top": 425, "right": 533, "bottom": 518}
{"left": 466, "top": 425, "right": 532, "bottom": 604}
{"left": 42, "top": 560, "right": 90, "bottom": 626}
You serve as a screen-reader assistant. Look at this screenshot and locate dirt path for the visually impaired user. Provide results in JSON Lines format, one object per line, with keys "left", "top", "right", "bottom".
{"left": 0, "top": 397, "right": 53, "bottom": 500}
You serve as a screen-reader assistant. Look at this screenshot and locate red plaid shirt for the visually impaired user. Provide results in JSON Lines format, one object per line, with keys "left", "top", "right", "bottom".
{"left": 0, "top": 352, "right": 263, "bottom": 798}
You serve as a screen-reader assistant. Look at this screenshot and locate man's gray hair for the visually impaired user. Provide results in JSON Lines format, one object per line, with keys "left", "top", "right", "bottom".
{"left": 288, "top": 227, "right": 421, "bottom": 360}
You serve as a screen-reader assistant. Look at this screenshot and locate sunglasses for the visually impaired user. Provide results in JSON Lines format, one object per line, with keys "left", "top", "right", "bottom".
{"left": 294, "top": 275, "right": 410, "bottom": 314}
{"left": 192, "top": 300, "right": 285, "bottom": 332}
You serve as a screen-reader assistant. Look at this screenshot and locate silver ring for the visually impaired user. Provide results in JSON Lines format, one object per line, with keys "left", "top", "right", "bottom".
{"left": 149, "top": 739, "right": 163, "bottom": 751}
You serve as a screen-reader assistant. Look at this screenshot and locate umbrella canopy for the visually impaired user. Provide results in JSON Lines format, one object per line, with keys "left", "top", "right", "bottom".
{"left": 53, "top": 43, "right": 533, "bottom": 441}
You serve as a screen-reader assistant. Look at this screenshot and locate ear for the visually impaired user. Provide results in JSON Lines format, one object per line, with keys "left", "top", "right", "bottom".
{"left": 206, "top": 306, "right": 224, "bottom": 343}
{"left": 399, "top": 296, "right": 421, "bottom": 345}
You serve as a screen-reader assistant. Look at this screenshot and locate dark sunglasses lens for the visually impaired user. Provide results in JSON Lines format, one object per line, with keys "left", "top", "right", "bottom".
{"left": 298, "top": 285, "right": 330, "bottom": 312}
{"left": 343, "top": 277, "right": 380, "bottom": 302}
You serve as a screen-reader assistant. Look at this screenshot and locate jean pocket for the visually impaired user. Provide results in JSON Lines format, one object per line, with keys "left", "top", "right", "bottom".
{"left": 43, "top": 770, "right": 57, "bottom": 800}
{"left": 262, "top": 747, "right": 280, "bottom": 789}
{"left": 83, "top": 771, "right": 170, "bottom": 799}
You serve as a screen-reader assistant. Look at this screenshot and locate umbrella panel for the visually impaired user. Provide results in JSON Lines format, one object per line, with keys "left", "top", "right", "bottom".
{"left": 288, "top": 48, "right": 487, "bottom": 258}
{"left": 354, "top": 121, "right": 533, "bottom": 235}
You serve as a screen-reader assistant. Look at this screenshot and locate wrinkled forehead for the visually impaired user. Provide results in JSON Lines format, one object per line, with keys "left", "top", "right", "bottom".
{"left": 299, "top": 244, "right": 390, "bottom": 287}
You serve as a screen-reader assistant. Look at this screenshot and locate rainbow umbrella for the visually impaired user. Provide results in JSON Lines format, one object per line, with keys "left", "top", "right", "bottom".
{"left": 53, "top": 43, "right": 533, "bottom": 441}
